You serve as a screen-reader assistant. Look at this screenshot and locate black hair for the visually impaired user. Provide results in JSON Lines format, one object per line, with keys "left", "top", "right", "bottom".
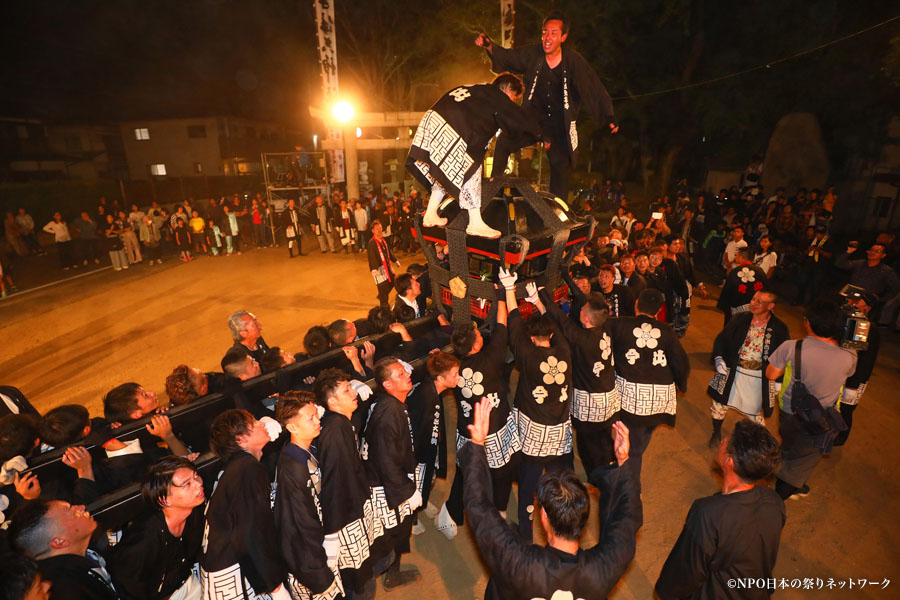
{"left": 393, "top": 302, "right": 417, "bottom": 323}
{"left": 726, "top": 419, "right": 782, "bottom": 483}
{"left": 535, "top": 470, "right": 589, "bottom": 541}
{"left": 0, "top": 413, "right": 39, "bottom": 463}
{"left": 303, "top": 325, "right": 332, "bottom": 356}
{"left": 0, "top": 552, "right": 44, "bottom": 599}
{"left": 374, "top": 356, "right": 401, "bottom": 388}
{"left": 581, "top": 293, "right": 610, "bottom": 327}
{"left": 39, "top": 405, "right": 89, "bottom": 448}
{"left": 735, "top": 246, "right": 754, "bottom": 261}
{"left": 141, "top": 456, "right": 198, "bottom": 508}
{"left": 524, "top": 313, "right": 554, "bottom": 339}
{"left": 636, "top": 288, "right": 665, "bottom": 315}
{"left": 804, "top": 298, "right": 844, "bottom": 340}
{"left": 8, "top": 500, "right": 53, "bottom": 557}
{"left": 209, "top": 409, "right": 254, "bottom": 460}
{"left": 542, "top": 10, "right": 570, "bottom": 34}
{"left": 451, "top": 322, "right": 478, "bottom": 356}
{"left": 103, "top": 382, "right": 141, "bottom": 422}
{"left": 313, "top": 368, "right": 352, "bottom": 409}
{"left": 492, "top": 72, "right": 525, "bottom": 96}
{"left": 327, "top": 319, "right": 353, "bottom": 346}
{"left": 258, "top": 346, "right": 287, "bottom": 373}
{"left": 394, "top": 272, "right": 415, "bottom": 297}
{"left": 275, "top": 390, "right": 317, "bottom": 427}
{"left": 367, "top": 306, "right": 394, "bottom": 333}
{"left": 221, "top": 347, "right": 253, "bottom": 378}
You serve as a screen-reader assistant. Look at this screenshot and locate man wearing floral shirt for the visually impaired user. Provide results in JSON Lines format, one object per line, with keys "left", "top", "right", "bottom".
{"left": 607, "top": 289, "right": 690, "bottom": 494}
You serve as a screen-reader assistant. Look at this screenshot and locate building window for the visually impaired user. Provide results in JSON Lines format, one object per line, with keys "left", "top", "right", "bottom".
{"left": 65, "top": 135, "right": 83, "bottom": 152}
{"left": 193, "top": 162, "right": 203, "bottom": 174}
{"left": 148, "top": 163, "right": 167, "bottom": 176}
{"left": 187, "top": 125, "right": 207, "bottom": 138}
{"left": 134, "top": 128, "right": 150, "bottom": 140}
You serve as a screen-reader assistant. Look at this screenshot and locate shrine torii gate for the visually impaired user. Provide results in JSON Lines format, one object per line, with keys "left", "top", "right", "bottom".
{"left": 308, "top": 106, "right": 425, "bottom": 201}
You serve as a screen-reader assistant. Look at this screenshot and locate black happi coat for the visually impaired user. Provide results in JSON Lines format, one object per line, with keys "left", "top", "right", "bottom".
{"left": 707, "top": 312, "right": 790, "bottom": 418}
{"left": 542, "top": 289, "right": 618, "bottom": 429}
{"left": 406, "top": 83, "right": 540, "bottom": 199}
{"left": 406, "top": 372, "right": 448, "bottom": 482}
{"left": 655, "top": 487, "right": 785, "bottom": 600}
{"left": 109, "top": 507, "right": 204, "bottom": 600}
{"left": 607, "top": 315, "right": 690, "bottom": 428}
{"left": 460, "top": 442, "right": 641, "bottom": 600}
{"left": 200, "top": 451, "right": 287, "bottom": 596}
{"left": 281, "top": 207, "right": 303, "bottom": 239}
{"left": 600, "top": 284, "right": 636, "bottom": 317}
{"left": 361, "top": 392, "right": 417, "bottom": 512}
{"left": 454, "top": 324, "right": 519, "bottom": 469}
{"left": 488, "top": 44, "right": 615, "bottom": 161}
{"left": 316, "top": 411, "right": 377, "bottom": 590}
{"left": 717, "top": 262, "right": 767, "bottom": 313}
{"left": 623, "top": 271, "right": 647, "bottom": 297}
{"left": 38, "top": 552, "right": 119, "bottom": 600}
{"left": 274, "top": 443, "right": 341, "bottom": 599}
{"left": 508, "top": 309, "right": 572, "bottom": 459}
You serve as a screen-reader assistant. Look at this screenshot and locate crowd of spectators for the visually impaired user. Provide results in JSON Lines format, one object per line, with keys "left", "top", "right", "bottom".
{"left": 0, "top": 169, "right": 895, "bottom": 600}
{"left": 0, "top": 186, "right": 429, "bottom": 298}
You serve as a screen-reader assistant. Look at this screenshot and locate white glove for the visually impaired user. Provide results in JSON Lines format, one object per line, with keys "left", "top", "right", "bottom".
{"left": 349, "top": 379, "right": 374, "bottom": 401}
{"left": 842, "top": 387, "right": 859, "bottom": 404}
{"left": 407, "top": 490, "right": 423, "bottom": 512}
{"left": 498, "top": 267, "right": 518, "bottom": 290}
{"left": 270, "top": 585, "right": 292, "bottom": 600}
{"left": 714, "top": 357, "right": 728, "bottom": 376}
{"left": 323, "top": 533, "right": 340, "bottom": 570}
{"left": 524, "top": 281, "right": 540, "bottom": 305}
{"left": 398, "top": 359, "right": 414, "bottom": 375}
{"left": 259, "top": 416, "right": 283, "bottom": 442}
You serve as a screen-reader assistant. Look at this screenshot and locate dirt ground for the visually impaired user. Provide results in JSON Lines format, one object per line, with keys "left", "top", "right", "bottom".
{"left": 2, "top": 243, "right": 898, "bottom": 599}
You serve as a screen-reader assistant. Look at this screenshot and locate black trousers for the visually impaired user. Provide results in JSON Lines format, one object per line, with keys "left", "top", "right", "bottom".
{"left": 516, "top": 453, "right": 573, "bottom": 542}
{"left": 445, "top": 455, "right": 516, "bottom": 524}
{"left": 626, "top": 424, "right": 657, "bottom": 495}
{"left": 573, "top": 420, "right": 615, "bottom": 476}
{"left": 376, "top": 280, "right": 393, "bottom": 308}
{"left": 495, "top": 131, "right": 572, "bottom": 200}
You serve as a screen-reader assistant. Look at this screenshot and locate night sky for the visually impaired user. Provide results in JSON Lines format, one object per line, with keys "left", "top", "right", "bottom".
{"left": 1, "top": 0, "right": 319, "bottom": 123}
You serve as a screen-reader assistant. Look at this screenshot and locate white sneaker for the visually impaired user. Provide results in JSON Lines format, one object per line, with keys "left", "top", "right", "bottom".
{"left": 434, "top": 503, "right": 458, "bottom": 540}
{"left": 412, "top": 520, "right": 426, "bottom": 536}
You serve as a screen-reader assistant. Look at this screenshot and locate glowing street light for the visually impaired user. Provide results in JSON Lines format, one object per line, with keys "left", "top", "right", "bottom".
{"left": 331, "top": 100, "right": 355, "bottom": 123}
{"left": 356, "top": 127, "right": 362, "bottom": 138}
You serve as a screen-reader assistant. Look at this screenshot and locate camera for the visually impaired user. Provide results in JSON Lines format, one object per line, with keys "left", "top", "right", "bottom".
{"left": 839, "top": 284, "right": 870, "bottom": 351}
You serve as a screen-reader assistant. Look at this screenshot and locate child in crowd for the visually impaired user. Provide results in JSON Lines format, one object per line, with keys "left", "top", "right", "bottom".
{"left": 174, "top": 219, "right": 193, "bottom": 261}
{"left": 190, "top": 209, "right": 208, "bottom": 255}
{"left": 208, "top": 218, "right": 223, "bottom": 256}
